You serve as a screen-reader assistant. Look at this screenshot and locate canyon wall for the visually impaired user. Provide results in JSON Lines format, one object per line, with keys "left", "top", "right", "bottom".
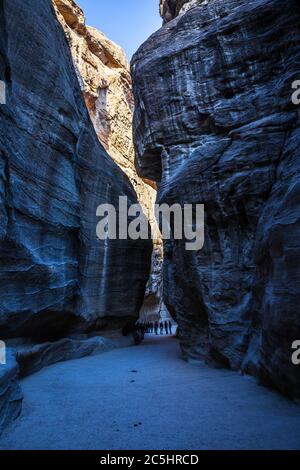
{"left": 53, "top": 0, "right": 157, "bottom": 227}
{"left": 0, "top": 0, "right": 152, "bottom": 353}
{"left": 132, "top": 0, "right": 300, "bottom": 399}
{"left": 53, "top": 0, "right": 163, "bottom": 320}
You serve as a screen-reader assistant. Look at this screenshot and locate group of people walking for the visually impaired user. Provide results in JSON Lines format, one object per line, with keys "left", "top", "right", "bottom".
{"left": 136, "top": 320, "right": 173, "bottom": 338}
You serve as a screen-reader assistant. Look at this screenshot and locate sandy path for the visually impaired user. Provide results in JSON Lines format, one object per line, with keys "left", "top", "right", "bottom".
{"left": 0, "top": 335, "right": 299, "bottom": 450}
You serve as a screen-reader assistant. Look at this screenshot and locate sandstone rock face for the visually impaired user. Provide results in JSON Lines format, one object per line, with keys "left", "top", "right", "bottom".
{"left": 9, "top": 333, "right": 135, "bottom": 378}
{"left": 0, "top": 0, "right": 152, "bottom": 342}
{"left": 53, "top": 0, "right": 158, "bottom": 239}
{"left": 132, "top": 0, "right": 300, "bottom": 398}
{"left": 139, "top": 242, "right": 163, "bottom": 321}
{"left": 53, "top": 0, "right": 162, "bottom": 321}
{"left": 159, "top": 0, "right": 202, "bottom": 23}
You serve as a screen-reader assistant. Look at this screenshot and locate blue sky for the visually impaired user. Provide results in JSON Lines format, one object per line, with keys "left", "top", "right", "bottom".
{"left": 77, "top": 0, "right": 162, "bottom": 60}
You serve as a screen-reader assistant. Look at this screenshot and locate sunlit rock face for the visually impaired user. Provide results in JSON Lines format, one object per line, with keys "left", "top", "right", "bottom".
{"left": 53, "top": 0, "right": 158, "bottom": 244}
{"left": 53, "top": 0, "right": 162, "bottom": 317}
{"left": 0, "top": 0, "right": 152, "bottom": 341}
{"left": 132, "top": 0, "right": 300, "bottom": 398}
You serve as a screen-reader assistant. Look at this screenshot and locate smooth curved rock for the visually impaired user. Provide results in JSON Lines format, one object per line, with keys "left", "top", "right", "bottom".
{"left": 10, "top": 333, "right": 136, "bottom": 378}
{"left": 53, "top": 0, "right": 162, "bottom": 317}
{"left": 132, "top": 0, "right": 300, "bottom": 399}
{"left": 53, "top": 0, "right": 157, "bottom": 225}
{"left": 0, "top": 0, "right": 152, "bottom": 340}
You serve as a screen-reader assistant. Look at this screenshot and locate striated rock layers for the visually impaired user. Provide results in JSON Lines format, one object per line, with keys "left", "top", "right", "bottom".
{"left": 53, "top": 0, "right": 162, "bottom": 321}
{"left": 132, "top": 0, "right": 300, "bottom": 398}
{"left": 0, "top": 0, "right": 152, "bottom": 344}
{"left": 53, "top": 0, "right": 158, "bottom": 238}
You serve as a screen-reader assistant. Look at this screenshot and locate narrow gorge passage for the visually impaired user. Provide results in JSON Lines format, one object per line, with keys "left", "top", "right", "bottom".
{"left": 1, "top": 0, "right": 300, "bottom": 454}
{"left": 1, "top": 336, "right": 300, "bottom": 450}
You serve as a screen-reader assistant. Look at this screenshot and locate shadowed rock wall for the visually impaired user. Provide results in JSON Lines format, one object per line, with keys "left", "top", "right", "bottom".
{"left": 132, "top": 0, "right": 300, "bottom": 399}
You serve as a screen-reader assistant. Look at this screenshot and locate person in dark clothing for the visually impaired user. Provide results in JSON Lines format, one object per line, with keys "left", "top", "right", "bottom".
{"left": 136, "top": 322, "right": 143, "bottom": 339}
{"left": 160, "top": 321, "right": 164, "bottom": 335}
{"left": 154, "top": 321, "right": 159, "bottom": 335}
{"left": 168, "top": 320, "right": 172, "bottom": 335}
{"left": 150, "top": 322, "right": 154, "bottom": 334}
{"left": 164, "top": 320, "right": 169, "bottom": 335}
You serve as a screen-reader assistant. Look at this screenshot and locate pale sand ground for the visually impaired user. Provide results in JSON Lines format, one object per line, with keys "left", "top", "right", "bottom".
{"left": 0, "top": 335, "right": 300, "bottom": 450}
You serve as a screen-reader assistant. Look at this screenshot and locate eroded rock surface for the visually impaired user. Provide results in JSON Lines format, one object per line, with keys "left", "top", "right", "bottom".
{"left": 9, "top": 333, "right": 135, "bottom": 378}
{"left": 53, "top": 0, "right": 158, "bottom": 238}
{"left": 132, "top": 0, "right": 300, "bottom": 398}
{"left": 159, "top": 0, "right": 204, "bottom": 23}
{"left": 0, "top": 0, "right": 151, "bottom": 342}
{"left": 53, "top": 0, "right": 162, "bottom": 321}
